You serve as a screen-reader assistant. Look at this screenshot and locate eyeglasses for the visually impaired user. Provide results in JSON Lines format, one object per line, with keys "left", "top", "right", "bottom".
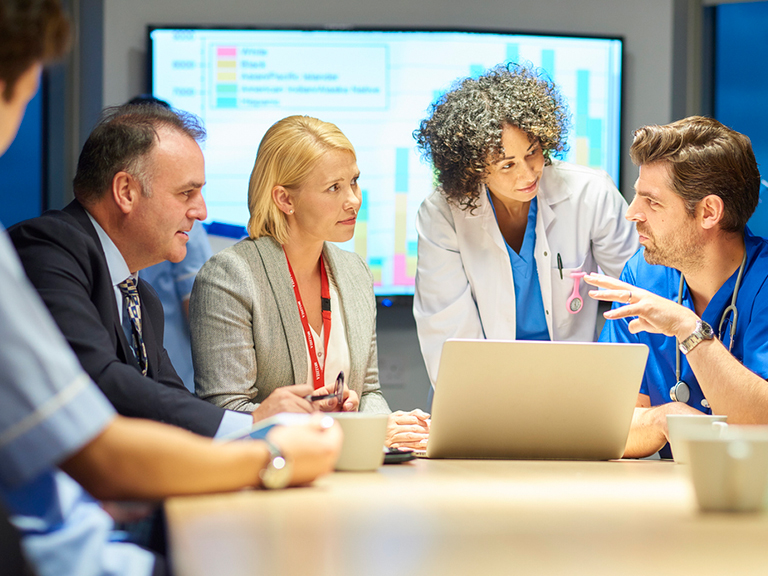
{"left": 307, "top": 371, "right": 345, "bottom": 410}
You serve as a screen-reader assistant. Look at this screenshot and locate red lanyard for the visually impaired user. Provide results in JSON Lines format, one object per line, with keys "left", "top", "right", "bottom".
{"left": 284, "top": 248, "right": 332, "bottom": 390}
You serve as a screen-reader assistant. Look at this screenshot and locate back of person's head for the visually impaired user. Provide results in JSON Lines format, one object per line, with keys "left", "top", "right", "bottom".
{"left": 73, "top": 103, "right": 206, "bottom": 205}
{"left": 0, "top": 0, "right": 69, "bottom": 101}
{"left": 126, "top": 93, "right": 171, "bottom": 108}
{"left": 247, "top": 115, "right": 355, "bottom": 243}
{"left": 630, "top": 116, "right": 759, "bottom": 234}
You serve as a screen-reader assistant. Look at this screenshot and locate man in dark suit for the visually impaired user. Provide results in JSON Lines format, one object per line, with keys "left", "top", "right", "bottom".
{"left": 0, "top": 5, "right": 340, "bottom": 575}
{"left": 10, "top": 104, "right": 315, "bottom": 437}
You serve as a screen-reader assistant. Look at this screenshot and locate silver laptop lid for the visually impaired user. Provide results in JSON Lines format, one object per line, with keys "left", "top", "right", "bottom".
{"left": 426, "top": 339, "right": 648, "bottom": 460}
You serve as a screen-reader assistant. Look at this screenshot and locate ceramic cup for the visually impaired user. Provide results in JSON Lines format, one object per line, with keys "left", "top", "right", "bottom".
{"left": 330, "top": 413, "right": 388, "bottom": 471}
{"left": 666, "top": 414, "right": 727, "bottom": 464}
{"left": 686, "top": 426, "right": 768, "bottom": 512}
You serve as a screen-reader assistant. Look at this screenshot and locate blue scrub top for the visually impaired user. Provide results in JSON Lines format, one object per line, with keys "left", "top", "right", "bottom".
{"left": 488, "top": 191, "right": 550, "bottom": 341}
{"left": 0, "top": 224, "right": 154, "bottom": 576}
{"left": 600, "top": 227, "right": 768, "bottom": 411}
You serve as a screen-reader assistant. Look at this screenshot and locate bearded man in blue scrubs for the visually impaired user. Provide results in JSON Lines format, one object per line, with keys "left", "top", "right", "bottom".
{"left": 584, "top": 116, "right": 768, "bottom": 459}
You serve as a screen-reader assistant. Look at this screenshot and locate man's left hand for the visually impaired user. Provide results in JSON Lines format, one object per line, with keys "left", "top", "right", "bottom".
{"left": 584, "top": 273, "right": 699, "bottom": 341}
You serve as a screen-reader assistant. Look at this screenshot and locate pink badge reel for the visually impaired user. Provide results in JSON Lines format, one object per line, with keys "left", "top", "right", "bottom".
{"left": 567, "top": 271, "right": 586, "bottom": 314}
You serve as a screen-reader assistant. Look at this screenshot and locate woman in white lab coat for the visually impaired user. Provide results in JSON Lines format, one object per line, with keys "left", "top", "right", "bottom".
{"left": 413, "top": 63, "right": 639, "bottom": 387}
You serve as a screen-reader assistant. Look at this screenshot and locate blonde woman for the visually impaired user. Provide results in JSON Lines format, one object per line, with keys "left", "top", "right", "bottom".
{"left": 191, "top": 115, "right": 429, "bottom": 449}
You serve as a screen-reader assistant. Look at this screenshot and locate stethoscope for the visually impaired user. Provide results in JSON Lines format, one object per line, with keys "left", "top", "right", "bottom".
{"left": 670, "top": 249, "right": 747, "bottom": 407}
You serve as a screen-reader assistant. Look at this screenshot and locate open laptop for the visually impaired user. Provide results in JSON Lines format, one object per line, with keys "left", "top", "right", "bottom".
{"left": 425, "top": 339, "right": 649, "bottom": 460}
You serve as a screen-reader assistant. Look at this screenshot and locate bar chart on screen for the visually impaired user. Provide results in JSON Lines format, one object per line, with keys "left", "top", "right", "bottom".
{"left": 151, "top": 28, "right": 622, "bottom": 294}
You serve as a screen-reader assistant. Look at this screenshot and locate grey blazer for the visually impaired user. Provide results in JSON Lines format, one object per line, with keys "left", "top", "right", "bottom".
{"left": 190, "top": 236, "right": 390, "bottom": 414}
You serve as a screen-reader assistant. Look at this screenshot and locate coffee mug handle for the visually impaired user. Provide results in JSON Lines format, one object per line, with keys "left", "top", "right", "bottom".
{"left": 725, "top": 440, "right": 753, "bottom": 510}
{"left": 712, "top": 421, "right": 728, "bottom": 437}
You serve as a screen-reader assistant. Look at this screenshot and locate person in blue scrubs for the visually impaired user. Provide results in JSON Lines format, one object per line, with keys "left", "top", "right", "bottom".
{"left": 586, "top": 116, "right": 768, "bottom": 459}
{"left": 0, "top": 5, "right": 341, "bottom": 574}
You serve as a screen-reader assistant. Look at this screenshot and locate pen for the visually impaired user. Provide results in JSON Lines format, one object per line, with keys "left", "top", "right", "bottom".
{"left": 557, "top": 253, "right": 563, "bottom": 280}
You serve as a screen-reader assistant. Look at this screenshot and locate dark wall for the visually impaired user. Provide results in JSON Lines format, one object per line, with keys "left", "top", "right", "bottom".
{"left": 714, "top": 1, "right": 768, "bottom": 238}
{"left": 0, "top": 89, "right": 43, "bottom": 227}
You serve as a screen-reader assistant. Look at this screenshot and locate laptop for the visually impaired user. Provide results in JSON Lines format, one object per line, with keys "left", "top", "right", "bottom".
{"left": 425, "top": 339, "right": 649, "bottom": 460}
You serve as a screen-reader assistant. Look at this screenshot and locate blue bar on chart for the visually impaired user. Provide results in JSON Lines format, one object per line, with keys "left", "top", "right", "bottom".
{"left": 506, "top": 43, "right": 519, "bottom": 64}
{"left": 574, "top": 69, "right": 603, "bottom": 168}
{"left": 470, "top": 64, "right": 485, "bottom": 78}
{"left": 541, "top": 49, "right": 555, "bottom": 78}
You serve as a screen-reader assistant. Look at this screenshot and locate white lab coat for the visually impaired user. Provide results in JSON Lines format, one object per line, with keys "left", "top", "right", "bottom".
{"left": 414, "top": 160, "right": 639, "bottom": 386}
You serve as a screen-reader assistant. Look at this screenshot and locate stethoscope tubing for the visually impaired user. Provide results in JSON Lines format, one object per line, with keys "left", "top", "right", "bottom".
{"left": 672, "top": 248, "right": 747, "bottom": 405}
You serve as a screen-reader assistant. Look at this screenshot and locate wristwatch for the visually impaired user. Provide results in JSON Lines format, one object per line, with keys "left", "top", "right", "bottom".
{"left": 678, "top": 320, "right": 714, "bottom": 355}
{"left": 259, "top": 439, "right": 292, "bottom": 490}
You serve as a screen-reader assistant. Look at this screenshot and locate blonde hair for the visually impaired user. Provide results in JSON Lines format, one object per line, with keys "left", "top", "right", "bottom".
{"left": 247, "top": 115, "right": 356, "bottom": 243}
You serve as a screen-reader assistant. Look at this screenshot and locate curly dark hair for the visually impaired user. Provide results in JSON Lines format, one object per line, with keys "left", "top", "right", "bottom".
{"left": 414, "top": 63, "right": 570, "bottom": 211}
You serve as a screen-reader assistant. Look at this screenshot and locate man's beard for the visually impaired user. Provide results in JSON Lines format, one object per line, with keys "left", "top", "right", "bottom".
{"left": 639, "top": 223, "right": 705, "bottom": 272}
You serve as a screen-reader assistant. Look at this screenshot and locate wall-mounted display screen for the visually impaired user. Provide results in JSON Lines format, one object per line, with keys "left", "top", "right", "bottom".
{"left": 150, "top": 27, "right": 623, "bottom": 295}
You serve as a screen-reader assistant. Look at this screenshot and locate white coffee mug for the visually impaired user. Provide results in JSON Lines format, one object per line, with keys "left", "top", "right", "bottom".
{"left": 330, "top": 413, "right": 388, "bottom": 471}
{"left": 687, "top": 426, "right": 768, "bottom": 512}
{"left": 666, "top": 414, "right": 727, "bottom": 464}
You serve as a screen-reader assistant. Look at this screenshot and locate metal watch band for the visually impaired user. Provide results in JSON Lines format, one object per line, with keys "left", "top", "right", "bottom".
{"left": 678, "top": 320, "right": 714, "bottom": 355}
{"left": 259, "top": 439, "right": 291, "bottom": 490}
{"left": 263, "top": 438, "right": 282, "bottom": 460}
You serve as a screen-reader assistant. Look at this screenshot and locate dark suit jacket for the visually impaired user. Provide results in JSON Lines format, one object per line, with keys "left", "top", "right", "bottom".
{"left": 9, "top": 200, "right": 225, "bottom": 436}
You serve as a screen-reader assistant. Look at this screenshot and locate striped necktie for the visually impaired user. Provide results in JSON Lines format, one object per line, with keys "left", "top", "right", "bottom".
{"left": 118, "top": 277, "right": 148, "bottom": 376}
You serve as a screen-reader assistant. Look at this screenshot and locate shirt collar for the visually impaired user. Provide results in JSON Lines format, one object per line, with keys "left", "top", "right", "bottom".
{"left": 85, "top": 210, "right": 136, "bottom": 286}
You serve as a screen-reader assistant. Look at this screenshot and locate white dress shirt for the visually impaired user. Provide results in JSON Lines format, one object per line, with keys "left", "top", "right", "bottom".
{"left": 86, "top": 212, "right": 252, "bottom": 437}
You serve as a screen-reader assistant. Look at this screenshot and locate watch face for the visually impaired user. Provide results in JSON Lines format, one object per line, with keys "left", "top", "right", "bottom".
{"left": 680, "top": 320, "right": 715, "bottom": 355}
{"left": 261, "top": 455, "right": 292, "bottom": 490}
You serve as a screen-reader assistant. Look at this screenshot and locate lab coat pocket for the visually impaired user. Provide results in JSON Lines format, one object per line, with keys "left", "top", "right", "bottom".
{"left": 551, "top": 256, "right": 590, "bottom": 330}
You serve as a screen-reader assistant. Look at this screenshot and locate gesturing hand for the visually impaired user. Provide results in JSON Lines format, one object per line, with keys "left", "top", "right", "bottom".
{"left": 584, "top": 273, "right": 699, "bottom": 340}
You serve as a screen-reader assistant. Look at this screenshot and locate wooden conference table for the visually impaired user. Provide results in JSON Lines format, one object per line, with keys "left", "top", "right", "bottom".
{"left": 166, "top": 458, "right": 768, "bottom": 576}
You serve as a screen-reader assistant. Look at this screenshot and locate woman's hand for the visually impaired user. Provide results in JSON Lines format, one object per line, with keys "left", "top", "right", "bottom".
{"left": 341, "top": 388, "right": 359, "bottom": 412}
{"left": 310, "top": 383, "right": 359, "bottom": 412}
{"left": 386, "top": 409, "right": 431, "bottom": 450}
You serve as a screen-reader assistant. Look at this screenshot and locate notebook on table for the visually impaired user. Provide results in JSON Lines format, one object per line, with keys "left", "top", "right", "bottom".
{"left": 424, "top": 339, "right": 648, "bottom": 461}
